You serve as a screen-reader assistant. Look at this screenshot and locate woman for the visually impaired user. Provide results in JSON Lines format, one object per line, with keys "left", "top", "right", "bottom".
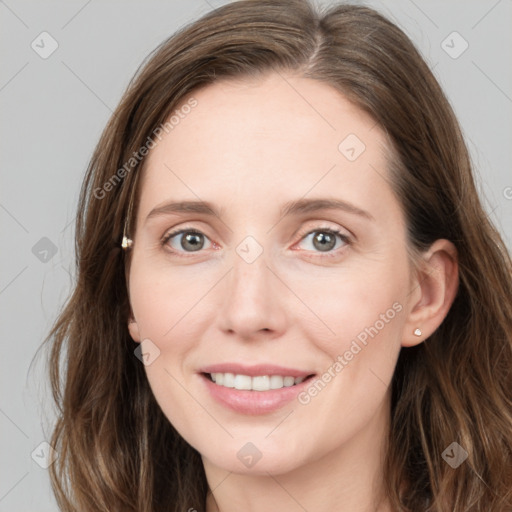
{"left": 45, "top": 0, "right": 512, "bottom": 510}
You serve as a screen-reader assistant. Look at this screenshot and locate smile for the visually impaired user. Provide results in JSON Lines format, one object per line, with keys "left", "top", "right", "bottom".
{"left": 200, "top": 371, "right": 316, "bottom": 415}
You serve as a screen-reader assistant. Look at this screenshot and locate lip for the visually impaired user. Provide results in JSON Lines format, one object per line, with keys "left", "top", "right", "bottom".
{"left": 198, "top": 363, "right": 313, "bottom": 378}
{"left": 198, "top": 364, "right": 316, "bottom": 415}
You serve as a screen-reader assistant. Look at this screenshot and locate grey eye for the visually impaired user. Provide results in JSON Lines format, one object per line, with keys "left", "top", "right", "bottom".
{"left": 165, "top": 230, "right": 212, "bottom": 253}
{"left": 298, "top": 230, "right": 348, "bottom": 253}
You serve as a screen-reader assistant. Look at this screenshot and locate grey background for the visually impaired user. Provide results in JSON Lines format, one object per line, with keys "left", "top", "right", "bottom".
{"left": 1, "top": 0, "right": 511, "bottom": 510}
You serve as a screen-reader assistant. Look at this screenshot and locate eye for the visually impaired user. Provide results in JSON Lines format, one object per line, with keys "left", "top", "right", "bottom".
{"left": 161, "top": 225, "right": 351, "bottom": 258}
{"left": 162, "top": 228, "right": 213, "bottom": 254}
{"left": 295, "top": 227, "right": 351, "bottom": 256}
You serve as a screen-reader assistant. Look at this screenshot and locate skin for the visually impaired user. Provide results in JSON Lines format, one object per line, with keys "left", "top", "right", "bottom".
{"left": 127, "top": 72, "right": 458, "bottom": 512}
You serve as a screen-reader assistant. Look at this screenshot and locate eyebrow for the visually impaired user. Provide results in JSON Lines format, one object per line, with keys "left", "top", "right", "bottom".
{"left": 144, "top": 197, "right": 374, "bottom": 224}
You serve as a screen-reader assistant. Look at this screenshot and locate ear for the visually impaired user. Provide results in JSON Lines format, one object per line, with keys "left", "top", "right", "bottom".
{"left": 125, "top": 257, "right": 141, "bottom": 342}
{"left": 402, "top": 239, "right": 459, "bottom": 347}
{"left": 128, "top": 310, "right": 142, "bottom": 343}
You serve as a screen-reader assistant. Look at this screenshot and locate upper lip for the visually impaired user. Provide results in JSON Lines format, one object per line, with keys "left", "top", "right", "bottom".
{"left": 199, "top": 363, "right": 315, "bottom": 378}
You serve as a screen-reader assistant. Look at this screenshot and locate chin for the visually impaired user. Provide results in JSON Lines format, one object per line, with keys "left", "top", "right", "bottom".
{"left": 199, "top": 439, "right": 310, "bottom": 476}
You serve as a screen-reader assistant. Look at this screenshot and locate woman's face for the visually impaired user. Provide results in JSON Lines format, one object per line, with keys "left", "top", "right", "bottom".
{"left": 127, "top": 72, "right": 417, "bottom": 475}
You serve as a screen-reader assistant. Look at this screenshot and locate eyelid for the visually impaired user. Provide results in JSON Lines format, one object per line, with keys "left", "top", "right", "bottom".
{"left": 295, "top": 222, "right": 352, "bottom": 241}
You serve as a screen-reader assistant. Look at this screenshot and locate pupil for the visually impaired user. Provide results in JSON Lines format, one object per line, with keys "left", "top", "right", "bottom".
{"left": 183, "top": 232, "right": 203, "bottom": 251}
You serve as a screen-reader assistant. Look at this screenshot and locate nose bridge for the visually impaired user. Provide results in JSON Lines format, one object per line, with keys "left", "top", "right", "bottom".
{"left": 217, "top": 233, "right": 284, "bottom": 337}
{"left": 229, "top": 236, "right": 270, "bottom": 309}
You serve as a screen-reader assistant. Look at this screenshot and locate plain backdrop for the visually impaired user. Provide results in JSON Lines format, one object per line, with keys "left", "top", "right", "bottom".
{"left": 1, "top": 0, "right": 511, "bottom": 510}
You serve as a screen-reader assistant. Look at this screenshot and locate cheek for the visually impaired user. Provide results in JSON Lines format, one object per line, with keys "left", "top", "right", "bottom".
{"left": 128, "top": 261, "right": 212, "bottom": 439}
{"left": 128, "top": 254, "right": 215, "bottom": 346}
{"left": 291, "top": 251, "right": 409, "bottom": 424}
{"left": 301, "top": 255, "right": 408, "bottom": 356}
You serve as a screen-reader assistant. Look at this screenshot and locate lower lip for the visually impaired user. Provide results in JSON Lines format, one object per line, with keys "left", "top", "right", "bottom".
{"left": 199, "top": 373, "right": 315, "bottom": 415}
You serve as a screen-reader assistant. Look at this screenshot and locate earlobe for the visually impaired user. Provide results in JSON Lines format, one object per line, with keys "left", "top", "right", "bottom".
{"left": 402, "top": 239, "right": 459, "bottom": 347}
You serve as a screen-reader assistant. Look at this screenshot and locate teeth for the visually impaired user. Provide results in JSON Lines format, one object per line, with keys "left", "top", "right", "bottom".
{"left": 209, "top": 373, "right": 307, "bottom": 391}
{"left": 252, "top": 375, "right": 270, "bottom": 391}
{"left": 284, "top": 376, "right": 295, "bottom": 387}
{"left": 270, "top": 375, "right": 284, "bottom": 389}
{"left": 234, "top": 374, "right": 252, "bottom": 390}
{"left": 223, "top": 372, "right": 235, "bottom": 387}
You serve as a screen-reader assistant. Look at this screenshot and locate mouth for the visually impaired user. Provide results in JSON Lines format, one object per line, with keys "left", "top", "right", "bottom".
{"left": 200, "top": 371, "right": 317, "bottom": 414}
{"left": 203, "top": 372, "right": 316, "bottom": 391}
{"left": 197, "top": 363, "right": 317, "bottom": 414}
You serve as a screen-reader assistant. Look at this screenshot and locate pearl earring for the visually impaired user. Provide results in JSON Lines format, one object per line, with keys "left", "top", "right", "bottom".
{"left": 121, "top": 236, "right": 133, "bottom": 249}
{"left": 413, "top": 328, "right": 422, "bottom": 337}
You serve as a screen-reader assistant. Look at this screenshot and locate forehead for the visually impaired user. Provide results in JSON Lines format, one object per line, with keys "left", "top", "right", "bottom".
{"left": 164, "top": 72, "right": 380, "bottom": 155}
{"left": 136, "top": 72, "right": 399, "bottom": 226}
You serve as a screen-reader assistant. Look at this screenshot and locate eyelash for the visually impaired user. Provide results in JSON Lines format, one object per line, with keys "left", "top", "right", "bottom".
{"left": 160, "top": 225, "right": 352, "bottom": 259}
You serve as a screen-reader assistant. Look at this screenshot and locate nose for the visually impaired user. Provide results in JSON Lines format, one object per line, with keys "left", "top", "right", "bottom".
{"left": 216, "top": 243, "right": 287, "bottom": 340}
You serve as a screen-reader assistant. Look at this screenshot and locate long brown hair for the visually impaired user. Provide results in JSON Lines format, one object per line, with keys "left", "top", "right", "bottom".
{"left": 45, "top": 1, "right": 512, "bottom": 510}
